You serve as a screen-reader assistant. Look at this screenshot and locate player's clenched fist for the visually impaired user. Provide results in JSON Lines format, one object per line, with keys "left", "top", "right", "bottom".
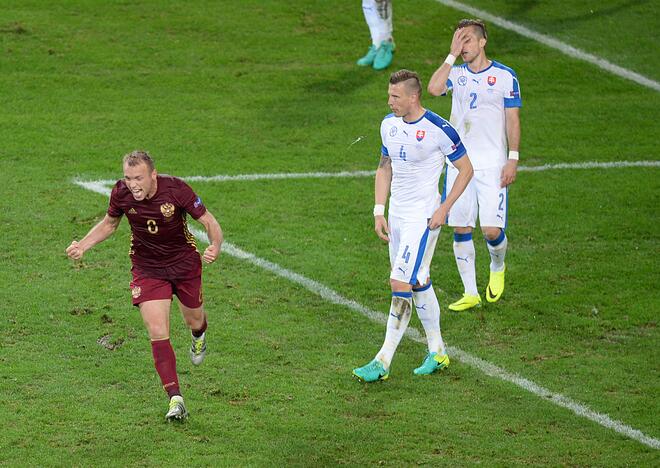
{"left": 66, "top": 240, "right": 84, "bottom": 260}
{"left": 202, "top": 244, "right": 220, "bottom": 263}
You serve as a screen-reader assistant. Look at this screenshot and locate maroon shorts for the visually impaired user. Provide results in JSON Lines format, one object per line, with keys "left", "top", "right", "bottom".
{"left": 129, "top": 265, "right": 203, "bottom": 309}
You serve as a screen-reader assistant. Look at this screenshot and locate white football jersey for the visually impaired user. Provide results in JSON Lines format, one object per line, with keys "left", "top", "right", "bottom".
{"left": 445, "top": 61, "right": 521, "bottom": 170}
{"left": 380, "top": 109, "right": 466, "bottom": 221}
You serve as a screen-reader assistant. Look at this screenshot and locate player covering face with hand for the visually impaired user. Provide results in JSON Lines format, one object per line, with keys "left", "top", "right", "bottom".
{"left": 428, "top": 19, "right": 522, "bottom": 310}
{"left": 66, "top": 150, "right": 223, "bottom": 421}
{"left": 353, "top": 70, "right": 473, "bottom": 382}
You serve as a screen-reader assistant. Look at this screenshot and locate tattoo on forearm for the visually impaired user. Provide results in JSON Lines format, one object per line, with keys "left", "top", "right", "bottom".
{"left": 378, "top": 156, "right": 391, "bottom": 169}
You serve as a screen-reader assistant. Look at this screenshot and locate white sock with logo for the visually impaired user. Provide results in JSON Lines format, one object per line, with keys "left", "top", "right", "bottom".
{"left": 486, "top": 230, "right": 507, "bottom": 272}
{"left": 376, "top": 291, "right": 412, "bottom": 368}
{"left": 413, "top": 282, "right": 446, "bottom": 355}
{"left": 453, "top": 232, "right": 478, "bottom": 296}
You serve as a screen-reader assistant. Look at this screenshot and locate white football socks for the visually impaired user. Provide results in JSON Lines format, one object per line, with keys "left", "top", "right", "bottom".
{"left": 376, "top": 291, "right": 412, "bottom": 368}
{"left": 486, "top": 230, "right": 507, "bottom": 272}
{"left": 453, "top": 232, "right": 478, "bottom": 296}
{"left": 413, "top": 282, "right": 446, "bottom": 356}
{"left": 362, "top": 0, "right": 393, "bottom": 46}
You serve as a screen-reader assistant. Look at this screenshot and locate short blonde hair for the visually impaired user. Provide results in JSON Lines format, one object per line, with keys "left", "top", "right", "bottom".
{"left": 123, "top": 150, "right": 154, "bottom": 172}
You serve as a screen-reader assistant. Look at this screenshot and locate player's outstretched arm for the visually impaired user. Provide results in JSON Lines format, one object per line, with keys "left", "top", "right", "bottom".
{"left": 374, "top": 155, "right": 392, "bottom": 242}
{"left": 428, "top": 28, "right": 468, "bottom": 96}
{"left": 501, "top": 107, "right": 521, "bottom": 187}
{"left": 196, "top": 210, "right": 223, "bottom": 264}
{"left": 429, "top": 155, "right": 473, "bottom": 229}
{"left": 66, "top": 214, "right": 122, "bottom": 260}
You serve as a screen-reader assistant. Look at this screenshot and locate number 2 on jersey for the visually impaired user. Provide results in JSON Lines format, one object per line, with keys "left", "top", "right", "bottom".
{"left": 469, "top": 92, "right": 477, "bottom": 109}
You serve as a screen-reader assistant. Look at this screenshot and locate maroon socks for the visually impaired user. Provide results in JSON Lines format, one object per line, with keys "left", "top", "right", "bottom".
{"left": 151, "top": 339, "right": 180, "bottom": 398}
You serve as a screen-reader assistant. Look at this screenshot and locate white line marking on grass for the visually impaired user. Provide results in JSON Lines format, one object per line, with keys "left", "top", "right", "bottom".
{"left": 74, "top": 180, "right": 114, "bottom": 194}
{"left": 184, "top": 170, "right": 376, "bottom": 183}
{"left": 433, "top": 0, "right": 660, "bottom": 92}
{"left": 73, "top": 167, "right": 660, "bottom": 449}
{"left": 518, "top": 160, "right": 660, "bottom": 172}
{"left": 69, "top": 160, "right": 649, "bottom": 185}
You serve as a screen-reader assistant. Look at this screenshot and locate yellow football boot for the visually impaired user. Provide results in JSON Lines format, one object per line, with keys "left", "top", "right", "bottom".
{"left": 448, "top": 293, "right": 482, "bottom": 311}
{"left": 486, "top": 265, "right": 506, "bottom": 303}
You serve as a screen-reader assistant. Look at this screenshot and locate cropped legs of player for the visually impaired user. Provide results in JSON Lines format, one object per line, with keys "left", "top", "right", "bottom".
{"left": 357, "top": 0, "right": 394, "bottom": 70}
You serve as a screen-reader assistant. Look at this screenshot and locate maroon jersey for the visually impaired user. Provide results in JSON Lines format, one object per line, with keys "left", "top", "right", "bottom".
{"left": 108, "top": 175, "right": 207, "bottom": 278}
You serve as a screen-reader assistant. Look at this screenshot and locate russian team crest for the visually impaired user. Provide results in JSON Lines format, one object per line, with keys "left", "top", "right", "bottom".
{"left": 160, "top": 203, "right": 175, "bottom": 218}
{"left": 416, "top": 130, "right": 426, "bottom": 141}
{"left": 487, "top": 76, "right": 497, "bottom": 86}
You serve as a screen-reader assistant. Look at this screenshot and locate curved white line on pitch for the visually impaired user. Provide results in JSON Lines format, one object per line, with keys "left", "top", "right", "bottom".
{"left": 433, "top": 0, "right": 660, "bottom": 92}
{"left": 72, "top": 178, "right": 660, "bottom": 449}
{"left": 188, "top": 227, "right": 658, "bottom": 450}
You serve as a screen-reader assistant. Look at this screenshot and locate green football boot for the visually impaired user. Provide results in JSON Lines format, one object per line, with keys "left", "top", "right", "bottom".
{"left": 352, "top": 358, "right": 389, "bottom": 382}
{"left": 413, "top": 352, "right": 450, "bottom": 376}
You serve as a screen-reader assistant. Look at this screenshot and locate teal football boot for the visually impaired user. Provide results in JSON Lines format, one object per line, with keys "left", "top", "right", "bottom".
{"left": 352, "top": 358, "right": 389, "bottom": 382}
{"left": 413, "top": 352, "right": 450, "bottom": 376}
{"left": 357, "top": 44, "right": 378, "bottom": 66}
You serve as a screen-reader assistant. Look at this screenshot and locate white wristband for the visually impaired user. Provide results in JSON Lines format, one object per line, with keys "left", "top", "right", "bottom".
{"left": 373, "top": 204, "right": 385, "bottom": 217}
{"left": 508, "top": 150, "right": 519, "bottom": 160}
{"left": 444, "top": 54, "right": 456, "bottom": 66}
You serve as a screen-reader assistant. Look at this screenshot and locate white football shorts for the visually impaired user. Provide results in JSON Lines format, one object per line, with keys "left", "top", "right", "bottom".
{"left": 388, "top": 215, "right": 440, "bottom": 286}
{"left": 444, "top": 164, "right": 508, "bottom": 229}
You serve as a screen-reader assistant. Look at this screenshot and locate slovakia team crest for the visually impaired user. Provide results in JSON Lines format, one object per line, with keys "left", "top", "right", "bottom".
{"left": 487, "top": 75, "right": 497, "bottom": 86}
{"left": 416, "top": 130, "right": 426, "bottom": 141}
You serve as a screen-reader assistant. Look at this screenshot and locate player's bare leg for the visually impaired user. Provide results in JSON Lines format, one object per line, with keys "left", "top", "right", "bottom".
{"left": 180, "top": 303, "right": 207, "bottom": 366}
{"left": 449, "top": 227, "right": 482, "bottom": 311}
{"left": 482, "top": 226, "right": 507, "bottom": 302}
{"left": 140, "top": 300, "right": 187, "bottom": 421}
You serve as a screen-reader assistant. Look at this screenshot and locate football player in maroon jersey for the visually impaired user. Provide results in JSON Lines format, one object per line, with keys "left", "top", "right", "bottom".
{"left": 66, "top": 150, "right": 223, "bottom": 421}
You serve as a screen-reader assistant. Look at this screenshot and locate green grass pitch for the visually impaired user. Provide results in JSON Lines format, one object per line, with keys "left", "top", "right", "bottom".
{"left": 1, "top": 0, "right": 658, "bottom": 465}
